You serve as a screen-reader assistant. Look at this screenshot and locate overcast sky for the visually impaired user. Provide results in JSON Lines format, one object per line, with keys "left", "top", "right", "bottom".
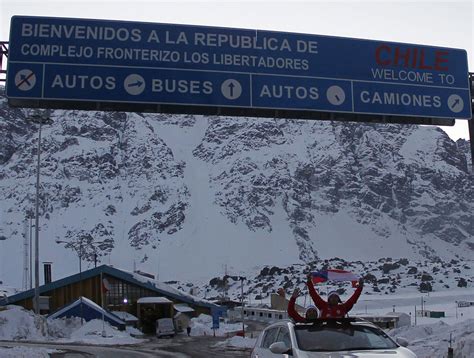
{"left": 0, "top": 0, "right": 472, "bottom": 139}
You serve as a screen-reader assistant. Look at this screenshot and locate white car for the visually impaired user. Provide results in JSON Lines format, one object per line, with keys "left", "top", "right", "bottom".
{"left": 251, "top": 318, "right": 417, "bottom": 358}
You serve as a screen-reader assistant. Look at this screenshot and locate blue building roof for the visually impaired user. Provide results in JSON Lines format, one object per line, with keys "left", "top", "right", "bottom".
{"left": 0, "top": 264, "right": 222, "bottom": 311}
{"left": 48, "top": 296, "right": 125, "bottom": 329}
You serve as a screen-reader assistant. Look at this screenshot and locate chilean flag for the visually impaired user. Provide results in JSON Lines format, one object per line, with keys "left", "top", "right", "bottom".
{"left": 311, "top": 269, "right": 360, "bottom": 287}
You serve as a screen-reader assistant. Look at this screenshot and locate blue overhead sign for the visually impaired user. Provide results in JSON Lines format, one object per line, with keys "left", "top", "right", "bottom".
{"left": 6, "top": 16, "right": 472, "bottom": 119}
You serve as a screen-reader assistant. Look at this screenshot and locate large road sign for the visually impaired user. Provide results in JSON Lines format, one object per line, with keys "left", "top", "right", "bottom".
{"left": 6, "top": 16, "right": 472, "bottom": 120}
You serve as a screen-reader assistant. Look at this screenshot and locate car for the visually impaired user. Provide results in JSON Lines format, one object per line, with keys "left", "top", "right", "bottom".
{"left": 251, "top": 318, "right": 417, "bottom": 357}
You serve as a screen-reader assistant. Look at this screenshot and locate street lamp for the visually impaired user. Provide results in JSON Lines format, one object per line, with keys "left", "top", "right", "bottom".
{"left": 27, "top": 110, "right": 53, "bottom": 315}
{"left": 240, "top": 277, "right": 245, "bottom": 337}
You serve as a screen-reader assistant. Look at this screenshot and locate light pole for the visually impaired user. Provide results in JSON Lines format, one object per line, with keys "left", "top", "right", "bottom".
{"left": 0, "top": 236, "right": 6, "bottom": 283}
{"left": 28, "top": 211, "right": 33, "bottom": 290}
{"left": 27, "top": 111, "right": 53, "bottom": 315}
{"left": 240, "top": 277, "right": 245, "bottom": 337}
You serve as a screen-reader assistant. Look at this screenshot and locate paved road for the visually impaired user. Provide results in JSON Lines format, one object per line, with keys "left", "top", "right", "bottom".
{"left": 0, "top": 335, "right": 252, "bottom": 357}
{"left": 0, "top": 342, "right": 181, "bottom": 357}
{"left": 0, "top": 319, "right": 264, "bottom": 357}
{"left": 144, "top": 335, "right": 251, "bottom": 357}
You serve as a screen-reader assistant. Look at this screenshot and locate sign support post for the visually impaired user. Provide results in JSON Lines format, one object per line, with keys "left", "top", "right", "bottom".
{"left": 469, "top": 73, "right": 474, "bottom": 169}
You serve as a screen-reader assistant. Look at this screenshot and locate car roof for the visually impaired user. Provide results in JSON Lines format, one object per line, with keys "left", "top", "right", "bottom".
{"left": 262, "top": 318, "right": 381, "bottom": 332}
{"left": 295, "top": 318, "right": 380, "bottom": 328}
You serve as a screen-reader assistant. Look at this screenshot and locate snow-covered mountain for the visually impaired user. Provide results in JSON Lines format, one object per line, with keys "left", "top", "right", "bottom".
{"left": 0, "top": 89, "right": 472, "bottom": 291}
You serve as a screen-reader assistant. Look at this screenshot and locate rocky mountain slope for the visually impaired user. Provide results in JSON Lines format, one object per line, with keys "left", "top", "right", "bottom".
{"left": 184, "top": 256, "right": 473, "bottom": 302}
{"left": 0, "top": 89, "right": 472, "bottom": 290}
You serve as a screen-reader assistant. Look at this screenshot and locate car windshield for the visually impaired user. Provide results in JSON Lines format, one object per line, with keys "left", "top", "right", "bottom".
{"left": 294, "top": 322, "right": 398, "bottom": 352}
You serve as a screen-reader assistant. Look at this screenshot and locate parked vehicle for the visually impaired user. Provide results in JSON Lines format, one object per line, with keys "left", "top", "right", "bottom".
{"left": 251, "top": 318, "right": 416, "bottom": 357}
{"left": 156, "top": 317, "right": 175, "bottom": 338}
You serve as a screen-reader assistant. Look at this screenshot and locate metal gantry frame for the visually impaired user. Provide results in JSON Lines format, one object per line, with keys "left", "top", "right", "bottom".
{"left": 0, "top": 42, "right": 8, "bottom": 83}
{"left": 469, "top": 72, "right": 474, "bottom": 168}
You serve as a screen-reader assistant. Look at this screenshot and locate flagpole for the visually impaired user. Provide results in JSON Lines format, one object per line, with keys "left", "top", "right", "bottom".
{"left": 101, "top": 272, "right": 106, "bottom": 337}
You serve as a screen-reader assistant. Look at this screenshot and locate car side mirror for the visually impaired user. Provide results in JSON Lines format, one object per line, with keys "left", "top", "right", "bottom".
{"left": 396, "top": 336, "right": 409, "bottom": 347}
{"left": 270, "top": 341, "right": 291, "bottom": 354}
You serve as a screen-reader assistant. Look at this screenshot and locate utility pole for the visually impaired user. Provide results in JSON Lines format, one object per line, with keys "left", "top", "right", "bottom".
{"left": 22, "top": 219, "right": 29, "bottom": 291}
{"left": 33, "top": 120, "right": 42, "bottom": 314}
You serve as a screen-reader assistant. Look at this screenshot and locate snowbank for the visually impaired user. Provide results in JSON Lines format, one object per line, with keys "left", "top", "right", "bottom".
{"left": 189, "top": 314, "right": 246, "bottom": 337}
{"left": 0, "top": 305, "right": 144, "bottom": 345}
{"left": 66, "top": 319, "right": 144, "bottom": 345}
{"left": 389, "top": 319, "right": 474, "bottom": 358}
{"left": 126, "top": 325, "right": 144, "bottom": 337}
{"left": 0, "top": 305, "right": 76, "bottom": 340}
{"left": 0, "top": 346, "right": 60, "bottom": 357}
{"left": 213, "top": 336, "right": 257, "bottom": 349}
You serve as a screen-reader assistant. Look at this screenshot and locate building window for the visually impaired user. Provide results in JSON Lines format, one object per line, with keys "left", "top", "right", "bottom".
{"left": 279, "top": 314, "right": 283, "bottom": 319}
{"left": 259, "top": 312, "right": 263, "bottom": 317}
{"left": 268, "top": 313, "right": 272, "bottom": 318}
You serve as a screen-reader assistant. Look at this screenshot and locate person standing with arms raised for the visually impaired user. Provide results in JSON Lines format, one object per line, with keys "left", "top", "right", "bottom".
{"left": 306, "top": 272, "right": 364, "bottom": 318}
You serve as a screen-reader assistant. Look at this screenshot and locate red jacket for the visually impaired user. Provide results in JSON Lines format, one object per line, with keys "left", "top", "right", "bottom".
{"left": 287, "top": 296, "right": 306, "bottom": 323}
{"left": 307, "top": 278, "right": 362, "bottom": 318}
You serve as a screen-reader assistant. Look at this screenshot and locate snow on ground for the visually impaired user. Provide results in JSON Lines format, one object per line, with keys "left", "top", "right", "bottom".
{"left": 213, "top": 336, "right": 257, "bottom": 349}
{"left": 190, "top": 314, "right": 245, "bottom": 337}
{"left": 0, "top": 305, "right": 144, "bottom": 345}
{"left": 0, "top": 346, "right": 60, "bottom": 357}
{"left": 389, "top": 319, "right": 474, "bottom": 358}
{"left": 126, "top": 325, "right": 145, "bottom": 337}
{"left": 0, "top": 305, "right": 66, "bottom": 341}
{"left": 63, "top": 319, "right": 145, "bottom": 345}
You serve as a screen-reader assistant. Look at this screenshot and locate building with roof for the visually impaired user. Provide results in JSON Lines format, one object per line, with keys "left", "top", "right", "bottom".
{"left": 48, "top": 296, "right": 125, "bottom": 329}
{"left": 0, "top": 264, "right": 224, "bottom": 333}
{"left": 352, "top": 312, "right": 411, "bottom": 329}
{"left": 112, "top": 310, "right": 139, "bottom": 327}
{"left": 173, "top": 303, "right": 195, "bottom": 332}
